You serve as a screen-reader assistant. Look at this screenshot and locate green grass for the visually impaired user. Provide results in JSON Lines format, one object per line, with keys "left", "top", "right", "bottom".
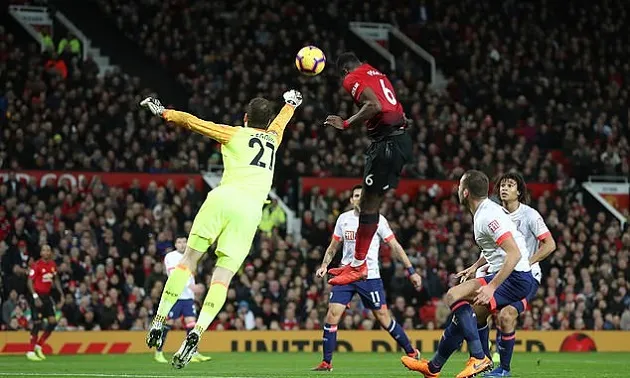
{"left": 0, "top": 352, "right": 628, "bottom": 378}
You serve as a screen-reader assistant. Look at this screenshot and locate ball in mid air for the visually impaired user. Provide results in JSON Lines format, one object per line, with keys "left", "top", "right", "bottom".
{"left": 295, "top": 46, "right": 326, "bottom": 76}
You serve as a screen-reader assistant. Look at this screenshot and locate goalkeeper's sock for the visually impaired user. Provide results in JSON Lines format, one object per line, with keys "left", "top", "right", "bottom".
{"left": 498, "top": 331, "right": 515, "bottom": 371}
{"left": 478, "top": 324, "right": 490, "bottom": 358}
{"left": 193, "top": 281, "right": 228, "bottom": 335}
{"left": 430, "top": 320, "right": 463, "bottom": 373}
{"left": 386, "top": 319, "right": 414, "bottom": 355}
{"left": 153, "top": 264, "right": 192, "bottom": 326}
{"left": 157, "top": 324, "right": 171, "bottom": 352}
{"left": 322, "top": 323, "right": 337, "bottom": 363}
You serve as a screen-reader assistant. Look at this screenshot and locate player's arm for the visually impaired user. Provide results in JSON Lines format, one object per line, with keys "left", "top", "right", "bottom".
{"left": 267, "top": 90, "right": 303, "bottom": 143}
{"left": 316, "top": 216, "right": 343, "bottom": 277}
{"left": 321, "top": 238, "right": 341, "bottom": 270}
{"left": 487, "top": 235, "right": 520, "bottom": 290}
{"left": 529, "top": 233, "right": 556, "bottom": 264}
{"left": 326, "top": 87, "right": 382, "bottom": 129}
{"left": 457, "top": 255, "right": 488, "bottom": 283}
{"left": 265, "top": 104, "right": 295, "bottom": 144}
{"left": 27, "top": 267, "right": 42, "bottom": 306}
{"left": 387, "top": 237, "right": 422, "bottom": 289}
{"left": 163, "top": 110, "right": 237, "bottom": 144}
{"left": 527, "top": 212, "right": 556, "bottom": 265}
{"left": 345, "top": 87, "right": 382, "bottom": 127}
{"left": 139, "top": 97, "right": 236, "bottom": 144}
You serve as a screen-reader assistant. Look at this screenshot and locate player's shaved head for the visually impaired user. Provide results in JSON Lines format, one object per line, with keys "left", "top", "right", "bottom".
{"left": 461, "top": 170, "right": 489, "bottom": 199}
{"left": 246, "top": 97, "right": 274, "bottom": 130}
{"left": 336, "top": 52, "right": 361, "bottom": 76}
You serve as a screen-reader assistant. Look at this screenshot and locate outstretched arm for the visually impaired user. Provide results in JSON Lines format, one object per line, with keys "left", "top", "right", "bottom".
{"left": 162, "top": 110, "right": 237, "bottom": 144}
{"left": 140, "top": 97, "right": 237, "bottom": 144}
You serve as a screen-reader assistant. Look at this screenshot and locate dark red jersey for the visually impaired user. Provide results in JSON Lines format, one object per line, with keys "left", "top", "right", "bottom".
{"left": 342, "top": 63, "right": 405, "bottom": 139}
{"left": 29, "top": 259, "right": 57, "bottom": 296}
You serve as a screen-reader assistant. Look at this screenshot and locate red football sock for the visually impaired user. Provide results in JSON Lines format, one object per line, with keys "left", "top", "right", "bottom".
{"left": 351, "top": 213, "right": 379, "bottom": 265}
{"left": 37, "top": 331, "right": 52, "bottom": 346}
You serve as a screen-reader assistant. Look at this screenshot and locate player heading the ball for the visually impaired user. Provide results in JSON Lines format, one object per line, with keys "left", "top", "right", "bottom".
{"left": 324, "top": 52, "right": 412, "bottom": 286}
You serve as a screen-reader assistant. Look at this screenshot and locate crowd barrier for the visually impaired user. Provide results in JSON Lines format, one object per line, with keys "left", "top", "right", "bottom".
{"left": 2, "top": 331, "right": 628, "bottom": 355}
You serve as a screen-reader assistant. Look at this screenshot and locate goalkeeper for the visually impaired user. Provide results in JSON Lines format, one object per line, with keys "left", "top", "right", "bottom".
{"left": 140, "top": 90, "right": 302, "bottom": 369}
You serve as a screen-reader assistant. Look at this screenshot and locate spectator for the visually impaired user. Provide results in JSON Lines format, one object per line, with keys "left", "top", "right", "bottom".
{"left": 259, "top": 199, "right": 287, "bottom": 237}
{"left": 1, "top": 290, "right": 19, "bottom": 326}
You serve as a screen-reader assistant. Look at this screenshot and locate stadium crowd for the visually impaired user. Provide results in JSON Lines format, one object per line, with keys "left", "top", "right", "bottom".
{"left": 1, "top": 0, "right": 630, "bottom": 333}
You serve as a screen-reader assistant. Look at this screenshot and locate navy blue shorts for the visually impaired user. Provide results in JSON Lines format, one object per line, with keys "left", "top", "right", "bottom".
{"left": 330, "top": 278, "right": 387, "bottom": 310}
{"left": 477, "top": 271, "right": 536, "bottom": 312}
{"left": 168, "top": 299, "right": 196, "bottom": 320}
{"left": 510, "top": 279, "right": 539, "bottom": 314}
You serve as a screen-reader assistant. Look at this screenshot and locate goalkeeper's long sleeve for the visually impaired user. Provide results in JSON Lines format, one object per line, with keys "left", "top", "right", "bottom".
{"left": 163, "top": 110, "right": 237, "bottom": 144}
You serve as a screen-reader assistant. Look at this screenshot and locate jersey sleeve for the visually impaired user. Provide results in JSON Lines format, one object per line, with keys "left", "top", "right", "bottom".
{"left": 266, "top": 104, "right": 295, "bottom": 145}
{"left": 163, "top": 253, "right": 176, "bottom": 274}
{"left": 162, "top": 109, "right": 238, "bottom": 144}
{"left": 332, "top": 215, "right": 343, "bottom": 241}
{"left": 377, "top": 215, "right": 395, "bottom": 242}
{"left": 28, "top": 262, "right": 37, "bottom": 279}
{"left": 342, "top": 72, "right": 365, "bottom": 102}
{"left": 529, "top": 210, "right": 551, "bottom": 240}
{"left": 483, "top": 213, "right": 513, "bottom": 246}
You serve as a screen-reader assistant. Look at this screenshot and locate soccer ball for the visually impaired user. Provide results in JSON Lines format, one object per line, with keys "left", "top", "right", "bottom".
{"left": 295, "top": 46, "right": 326, "bottom": 76}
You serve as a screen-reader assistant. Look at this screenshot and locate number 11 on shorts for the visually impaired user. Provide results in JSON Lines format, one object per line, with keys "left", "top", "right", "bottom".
{"left": 370, "top": 291, "right": 381, "bottom": 304}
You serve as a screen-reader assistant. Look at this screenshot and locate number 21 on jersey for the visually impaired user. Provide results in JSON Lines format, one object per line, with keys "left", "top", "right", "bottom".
{"left": 249, "top": 137, "right": 275, "bottom": 170}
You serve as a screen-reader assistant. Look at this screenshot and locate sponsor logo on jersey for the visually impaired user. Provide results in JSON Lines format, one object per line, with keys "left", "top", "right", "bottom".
{"left": 488, "top": 220, "right": 500, "bottom": 232}
{"left": 351, "top": 82, "right": 359, "bottom": 98}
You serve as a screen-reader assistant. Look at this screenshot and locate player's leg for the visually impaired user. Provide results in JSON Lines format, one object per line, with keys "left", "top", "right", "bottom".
{"left": 402, "top": 304, "right": 490, "bottom": 376}
{"left": 183, "top": 302, "right": 211, "bottom": 362}
{"left": 475, "top": 272, "right": 534, "bottom": 378}
{"left": 401, "top": 312, "right": 462, "bottom": 377}
{"left": 27, "top": 299, "right": 42, "bottom": 361}
{"left": 472, "top": 265, "right": 492, "bottom": 360}
{"left": 148, "top": 192, "right": 225, "bottom": 349}
{"left": 363, "top": 280, "right": 418, "bottom": 358}
{"left": 330, "top": 136, "right": 409, "bottom": 285}
{"left": 154, "top": 317, "right": 174, "bottom": 363}
{"left": 148, "top": 244, "right": 205, "bottom": 348}
{"left": 484, "top": 305, "right": 518, "bottom": 377}
{"left": 486, "top": 280, "right": 537, "bottom": 377}
{"left": 34, "top": 298, "right": 57, "bottom": 360}
{"left": 474, "top": 305, "right": 492, "bottom": 360}
{"left": 172, "top": 205, "right": 260, "bottom": 369}
{"left": 313, "top": 287, "right": 348, "bottom": 371}
{"left": 444, "top": 278, "right": 488, "bottom": 359}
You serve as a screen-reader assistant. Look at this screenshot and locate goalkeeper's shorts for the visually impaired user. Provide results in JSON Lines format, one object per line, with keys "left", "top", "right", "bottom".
{"left": 187, "top": 186, "right": 263, "bottom": 273}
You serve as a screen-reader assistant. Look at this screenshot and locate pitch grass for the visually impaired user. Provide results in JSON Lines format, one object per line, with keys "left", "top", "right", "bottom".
{"left": 0, "top": 352, "right": 628, "bottom": 378}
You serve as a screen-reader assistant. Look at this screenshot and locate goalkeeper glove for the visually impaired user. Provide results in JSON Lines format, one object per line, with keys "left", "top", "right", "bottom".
{"left": 283, "top": 90, "right": 303, "bottom": 107}
{"left": 140, "top": 97, "right": 165, "bottom": 116}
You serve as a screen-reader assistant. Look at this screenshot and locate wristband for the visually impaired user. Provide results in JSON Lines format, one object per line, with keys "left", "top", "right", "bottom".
{"left": 406, "top": 267, "right": 416, "bottom": 276}
{"left": 342, "top": 120, "right": 350, "bottom": 129}
{"left": 32, "top": 293, "right": 39, "bottom": 299}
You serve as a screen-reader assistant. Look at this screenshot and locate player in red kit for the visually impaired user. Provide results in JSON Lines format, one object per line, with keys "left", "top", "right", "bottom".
{"left": 324, "top": 52, "right": 412, "bottom": 285}
{"left": 26, "top": 245, "right": 62, "bottom": 361}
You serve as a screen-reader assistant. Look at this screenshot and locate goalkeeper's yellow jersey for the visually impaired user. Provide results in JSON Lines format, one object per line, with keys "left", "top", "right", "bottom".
{"left": 163, "top": 104, "right": 294, "bottom": 203}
